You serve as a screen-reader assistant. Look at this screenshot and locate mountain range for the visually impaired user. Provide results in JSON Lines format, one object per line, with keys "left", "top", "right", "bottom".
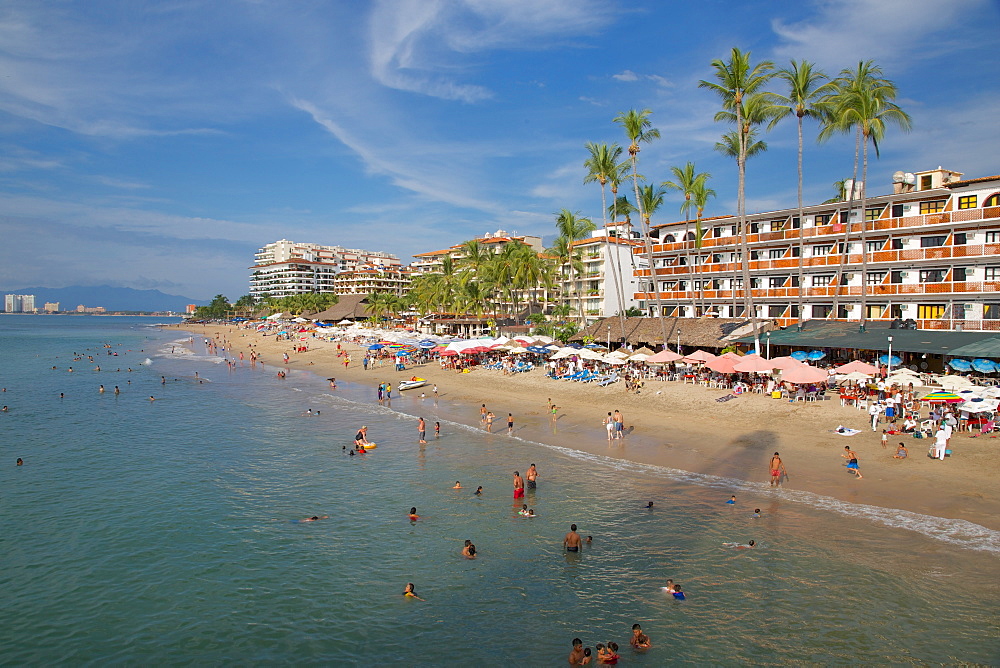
{"left": 1, "top": 286, "right": 209, "bottom": 312}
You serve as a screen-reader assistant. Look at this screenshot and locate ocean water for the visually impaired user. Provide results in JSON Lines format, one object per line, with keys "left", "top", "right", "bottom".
{"left": 1, "top": 315, "right": 997, "bottom": 665}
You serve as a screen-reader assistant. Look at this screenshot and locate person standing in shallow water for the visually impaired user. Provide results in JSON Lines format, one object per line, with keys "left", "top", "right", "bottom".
{"left": 513, "top": 471, "right": 524, "bottom": 499}
{"left": 769, "top": 452, "right": 786, "bottom": 486}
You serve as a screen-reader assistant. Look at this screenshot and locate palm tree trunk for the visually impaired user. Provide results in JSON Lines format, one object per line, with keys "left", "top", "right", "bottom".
{"left": 737, "top": 108, "right": 760, "bottom": 353}
{"left": 832, "top": 127, "right": 861, "bottom": 319}
{"left": 859, "top": 133, "right": 870, "bottom": 328}
{"left": 631, "top": 160, "right": 669, "bottom": 346}
{"left": 796, "top": 114, "right": 805, "bottom": 328}
{"left": 601, "top": 182, "right": 627, "bottom": 342}
{"left": 684, "top": 217, "right": 695, "bottom": 317}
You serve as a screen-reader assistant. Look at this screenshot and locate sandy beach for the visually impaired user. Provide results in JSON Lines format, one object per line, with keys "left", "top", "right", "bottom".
{"left": 176, "top": 323, "right": 1000, "bottom": 533}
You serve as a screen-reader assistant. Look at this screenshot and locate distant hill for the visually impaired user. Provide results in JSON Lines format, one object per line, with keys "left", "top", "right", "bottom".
{"left": 1, "top": 286, "right": 209, "bottom": 312}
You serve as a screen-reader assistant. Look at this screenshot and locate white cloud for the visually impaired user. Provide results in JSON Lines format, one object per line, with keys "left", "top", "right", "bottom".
{"left": 613, "top": 70, "right": 640, "bottom": 82}
{"left": 770, "top": 0, "right": 993, "bottom": 72}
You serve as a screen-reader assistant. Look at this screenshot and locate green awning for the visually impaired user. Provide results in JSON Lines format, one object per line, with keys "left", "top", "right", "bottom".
{"left": 945, "top": 337, "right": 1000, "bottom": 359}
{"left": 738, "top": 321, "right": 997, "bottom": 355}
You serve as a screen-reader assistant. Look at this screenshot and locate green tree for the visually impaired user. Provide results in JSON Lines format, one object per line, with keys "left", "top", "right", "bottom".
{"left": 700, "top": 48, "right": 775, "bottom": 351}
{"left": 769, "top": 59, "right": 832, "bottom": 327}
{"left": 584, "top": 141, "right": 629, "bottom": 341}
{"left": 554, "top": 209, "right": 595, "bottom": 325}
{"left": 613, "top": 108, "right": 667, "bottom": 346}
{"left": 663, "top": 162, "right": 712, "bottom": 316}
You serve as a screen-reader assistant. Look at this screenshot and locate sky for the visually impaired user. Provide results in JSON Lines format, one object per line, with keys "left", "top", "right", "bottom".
{"left": 1, "top": 0, "right": 998, "bottom": 300}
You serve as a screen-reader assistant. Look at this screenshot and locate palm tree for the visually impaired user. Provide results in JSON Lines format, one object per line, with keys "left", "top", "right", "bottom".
{"left": 699, "top": 47, "right": 775, "bottom": 352}
{"left": 584, "top": 142, "right": 629, "bottom": 342}
{"left": 613, "top": 108, "right": 667, "bottom": 346}
{"left": 554, "top": 209, "right": 596, "bottom": 324}
{"left": 820, "top": 61, "right": 909, "bottom": 325}
{"left": 768, "top": 59, "right": 832, "bottom": 328}
{"left": 823, "top": 179, "right": 848, "bottom": 204}
{"left": 663, "top": 162, "right": 712, "bottom": 317}
{"left": 691, "top": 178, "right": 717, "bottom": 316}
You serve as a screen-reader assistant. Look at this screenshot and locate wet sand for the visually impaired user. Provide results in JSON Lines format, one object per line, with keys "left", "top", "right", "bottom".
{"left": 176, "top": 324, "right": 1000, "bottom": 533}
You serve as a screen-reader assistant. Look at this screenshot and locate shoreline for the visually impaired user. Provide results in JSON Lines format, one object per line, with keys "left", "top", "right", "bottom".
{"left": 172, "top": 323, "right": 1000, "bottom": 537}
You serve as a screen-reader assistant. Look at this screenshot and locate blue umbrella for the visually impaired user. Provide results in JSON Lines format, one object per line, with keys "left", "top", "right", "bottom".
{"left": 584, "top": 342, "right": 601, "bottom": 348}
{"left": 397, "top": 350, "right": 412, "bottom": 356}
{"left": 948, "top": 359, "right": 972, "bottom": 371}
{"left": 527, "top": 346, "right": 549, "bottom": 354}
{"left": 971, "top": 359, "right": 997, "bottom": 373}
{"left": 368, "top": 344, "right": 384, "bottom": 350}
{"left": 790, "top": 350, "right": 808, "bottom": 361}
{"left": 567, "top": 343, "right": 583, "bottom": 349}
{"left": 806, "top": 350, "right": 826, "bottom": 361}
{"left": 878, "top": 354, "right": 902, "bottom": 365}
{"left": 418, "top": 341, "right": 436, "bottom": 349}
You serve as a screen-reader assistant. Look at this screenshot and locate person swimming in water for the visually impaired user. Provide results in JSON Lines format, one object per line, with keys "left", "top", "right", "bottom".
{"left": 645, "top": 501, "right": 654, "bottom": 509}
{"left": 725, "top": 540, "right": 757, "bottom": 549}
{"left": 298, "top": 515, "right": 329, "bottom": 522}
{"left": 474, "top": 486, "right": 483, "bottom": 496}
{"left": 408, "top": 507, "right": 419, "bottom": 521}
{"left": 452, "top": 481, "right": 462, "bottom": 489}
{"left": 726, "top": 495, "right": 736, "bottom": 505}
{"left": 402, "top": 583, "right": 424, "bottom": 600}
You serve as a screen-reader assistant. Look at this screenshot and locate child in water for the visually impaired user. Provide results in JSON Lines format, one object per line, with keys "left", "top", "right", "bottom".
{"left": 402, "top": 583, "right": 424, "bottom": 600}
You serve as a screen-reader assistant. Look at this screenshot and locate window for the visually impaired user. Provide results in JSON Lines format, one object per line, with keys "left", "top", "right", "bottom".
{"left": 918, "top": 304, "right": 946, "bottom": 319}
{"left": 866, "top": 304, "right": 884, "bottom": 319}
{"left": 814, "top": 214, "right": 832, "bottom": 225}
{"left": 986, "top": 267, "right": 1000, "bottom": 280}
{"left": 812, "top": 244, "right": 833, "bottom": 256}
{"left": 713, "top": 227, "right": 724, "bottom": 238}
{"left": 769, "top": 276, "right": 786, "bottom": 288}
{"left": 866, "top": 240, "right": 883, "bottom": 253}
{"left": 812, "top": 274, "right": 834, "bottom": 287}
{"left": 958, "top": 195, "right": 977, "bottom": 209}
{"left": 891, "top": 238, "right": 904, "bottom": 250}
{"left": 813, "top": 304, "right": 833, "bottom": 318}
{"left": 733, "top": 278, "right": 743, "bottom": 290}
{"left": 790, "top": 276, "right": 800, "bottom": 287}
{"left": 920, "top": 175, "right": 933, "bottom": 190}
{"left": 985, "top": 194, "right": 1000, "bottom": 207}
{"left": 768, "top": 305, "right": 786, "bottom": 318}
{"left": 919, "top": 200, "right": 945, "bottom": 214}
{"left": 919, "top": 269, "right": 945, "bottom": 283}
{"left": 920, "top": 236, "right": 947, "bottom": 248}
{"left": 750, "top": 251, "right": 761, "bottom": 260}
{"left": 768, "top": 249, "right": 785, "bottom": 259}
{"left": 750, "top": 223, "right": 761, "bottom": 234}
{"left": 663, "top": 234, "right": 675, "bottom": 243}
{"left": 890, "top": 270, "right": 905, "bottom": 284}
{"left": 987, "top": 232, "right": 1000, "bottom": 244}
{"left": 866, "top": 272, "right": 886, "bottom": 285}
{"left": 953, "top": 267, "right": 967, "bottom": 282}
{"left": 891, "top": 204, "right": 904, "bottom": 217}
{"left": 790, "top": 217, "right": 801, "bottom": 229}
{"left": 954, "top": 233, "right": 967, "bottom": 245}
{"left": 750, "top": 278, "right": 762, "bottom": 289}
{"left": 985, "top": 304, "right": 1000, "bottom": 320}
{"left": 791, "top": 246, "right": 801, "bottom": 257}
{"left": 865, "top": 207, "right": 882, "bottom": 221}
{"left": 711, "top": 279, "right": 724, "bottom": 290}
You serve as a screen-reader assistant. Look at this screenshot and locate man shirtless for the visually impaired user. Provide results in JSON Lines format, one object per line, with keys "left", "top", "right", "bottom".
{"left": 513, "top": 471, "right": 525, "bottom": 499}
{"left": 564, "top": 524, "right": 582, "bottom": 552}
{"left": 769, "top": 452, "right": 787, "bottom": 486}
{"left": 526, "top": 463, "right": 538, "bottom": 490}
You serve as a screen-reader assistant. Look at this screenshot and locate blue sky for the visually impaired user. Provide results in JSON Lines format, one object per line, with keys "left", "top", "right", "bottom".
{"left": 1, "top": 0, "right": 997, "bottom": 300}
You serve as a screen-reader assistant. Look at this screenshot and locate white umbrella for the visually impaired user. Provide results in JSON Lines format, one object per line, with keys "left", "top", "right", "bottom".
{"left": 980, "top": 386, "right": 1000, "bottom": 398}
{"left": 628, "top": 353, "right": 651, "bottom": 362}
{"left": 607, "top": 350, "right": 630, "bottom": 359}
{"left": 602, "top": 355, "right": 627, "bottom": 364}
{"left": 841, "top": 371, "right": 874, "bottom": 382}
{"left": 292, "top": 317, "right": 308, "bottom": 323}
{"left": 266, "top": 312, "right": 283, "bottom": 320}
{"left": 958, "top": 399, "right": 999, "bottom": 413}
{"left": 937, "top": 376, "right": 974, "bottom": 390}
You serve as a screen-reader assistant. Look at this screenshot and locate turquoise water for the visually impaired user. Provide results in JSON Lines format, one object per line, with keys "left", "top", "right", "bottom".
{"left": 1, "top": 315, "right": 997, "bottom": 665}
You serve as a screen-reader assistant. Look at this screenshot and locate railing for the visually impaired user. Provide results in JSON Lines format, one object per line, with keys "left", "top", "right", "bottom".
{"left": 635, "top": 281, "right": 1000, "bottom": 302}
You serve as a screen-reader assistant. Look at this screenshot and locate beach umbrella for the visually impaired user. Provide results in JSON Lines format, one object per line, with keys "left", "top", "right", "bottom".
{"left": 948, "top": 359, "right": 973, "bottom": 372}
{"left": 440, "top": 349, "right": 459, "bottom": 356}
{"left": 683, "top": 350, "right": 716, "bottom": 363}
{"left": 707, "top": 356, "right": 739, "bottom": 374}
{"left": 607, "top": 350, "right": 630, "bottom": 359}
{"left": 807, "top": 350, "right": 826, "bottom": 361}
{"left": 833, "top": 360, "right": 878, "bottom": 375}
{"left": 368, "top": 344, "right": 384, "bottom": 350}
{"left": 627, "top": 353, "right": 651, "bottom": 362}
{"left": 878, "top": 354, "right": 903, "bottom": 366}
{"left": 633, "top": 346, "right": 655, "bottom": 356}
{"left": 958, "top": 398, "right": 1000, "bottom": 413}
{"left": 770, "top": 356, "right": 803, "bottom": 370}
{"left": 719, "top": 351, "right": 742, "bottom": 360}
{"left": 841, "top": 371, "right": 874, "bottom": 382}
{"left": 397, "top": 350, "right": 411, "bottom": 356}
{"left": 509, "top": 347, "right": 529, "bottom": 354}
{"left": 527, "top": 346, "right": 549, "bottom": 354}
{"left": 733, "top": 356, "right": 777, "bottom": 373}
{"left": 972, "top": 359, "right": 998, "bottom": 373}
{"left": 779, "top": 364, "right": 829, "bottom": 384}
{"left": 645, "top": 349, "right": 683, "bottom": 363}
{"left": 921, "top": 390, "right": 964, "bottom": 404}
{"left": 566, "top": 343, "right": 583, "bottom": 349}
{"left": 937, "top": 376, "right": 973, "bottom": 390}
{"left": 980, "top": 386, "right": 1000, "bottom": 398}
{"left": 790, "top": 350, "right": 809, "bottom": 361}
{"left": 602, "top": 355, "right": 627, "bottom": 365}
{"left": 533, "top": 335, "right": 555, "bottom": 344}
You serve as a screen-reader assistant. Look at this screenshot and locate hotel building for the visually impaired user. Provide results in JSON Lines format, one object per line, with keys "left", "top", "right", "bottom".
{"left": 332, "top": 266, "right": 412, "bottom": 297}
{"left": 4, "top": 294, "right": 35, "bottom": 312}
{"left": 559, "top": 226, "right": 646, "bottom": 323}
{"left": 410, "top": 230, "right": 543, "bottom": 275}
{"left": 250, "top": 239, "right": 401, "bottom": 299}
{"left": 635, "top": 167, "right": 1000, "bottom": 331}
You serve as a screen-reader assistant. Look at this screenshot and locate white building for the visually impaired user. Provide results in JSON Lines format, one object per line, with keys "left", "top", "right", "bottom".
{"left": 559, "top": 227, "right": 645, "bottom": 322}
{"left": 250, "top": 239, "right": 401, "bottom": 299}
{"left": 4, "top": 294, "right": 35, "bottom": 312}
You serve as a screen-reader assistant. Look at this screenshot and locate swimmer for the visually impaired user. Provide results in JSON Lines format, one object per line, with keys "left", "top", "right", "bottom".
{"left": 149, "top": 396, "right": 156, "bottom": 401}
{"left": 298, "top": 515, "right": 329, "bottom": 522}
{"left": 114, "top": 386, "right": 120, "bottom": 394}
{"left": 402, "top": 583, "right": 424, "bottom": 600}
{"left": 518, "top": 504, "right": 529, "bottom": 516}
{"left": 2, "top": 406, "right": 7, "bottom": 412}
{"left": 526, "top": 509, "right": 535, "bottom": 517}
{"left": 474, "top": 486, "right": 483, "bottom": 496}
{"left": 564, "top": 524, "right": 582, "bottom": 552}
{"left": 60, "top": 393, "right": 64, "bottom": 399}
{"left": 452, "top": 481, "right": 463, "bottom": 489}
{"left": 752, "top": 509, "right": 761, "bottom": 518}
{"left": 408, "top": 507, "right": 419, "bottom": 521}
{"left": 586, "top": 536, "right": 592, "bottom": 544}
{"left": 17, "top": 458, "right": 23, "bottom": 466}
{"left": 630, "top": 624, "right": 651, "bottom": 650}
{"left": 671, "top": 585, "right": 685, "bottom": 600}
{"left": 645, "top": 501, "right": 654, "bottom": 509}
{"left": 99, "top": 385, "right": 105, "bottom": 393}
{"left": 569, "top": 638, "right": 585, "bottom": 665}
{"left": 725, "top": 540, "right": 757, "bottom": 549}
{"left": 726, "top": 495, "right": 736, "bottom": 505}
{"left": 662, "top": 579, "right": 676, "bottom": 593}
{"left": 435, "top": 421, "right": 440, "bottom": 438}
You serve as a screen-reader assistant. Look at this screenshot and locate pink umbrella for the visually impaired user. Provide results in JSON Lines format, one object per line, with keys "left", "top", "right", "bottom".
{"left": 440, "top": 349, "right": 459, "bottom": 356}
{"left": 707, "top": 356, "right": 739, "bottom": 373}
{"left": 683, "top": 350, "right": 716, "bottom": 363}
{"left": 779, "top": 364, "right": 829, "bottom": 384}
{"left": 733, "top": 356, "right": 777, "bottom": 373}
{"left": 720, "top": 351, "right": 742, "bottom": 360}
{"left": 833, "top": 360, "right": 878, "bottom": 375}
{"left": 646, "top": 349, "right": 683, "bottom": 363}
{"left": 770, "top": 356, "right": 803, "bottom": 370}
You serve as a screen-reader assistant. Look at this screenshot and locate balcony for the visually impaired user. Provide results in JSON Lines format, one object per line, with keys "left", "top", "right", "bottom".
{"left": 634, "top": 280, "right": 1000, "bottom": 302}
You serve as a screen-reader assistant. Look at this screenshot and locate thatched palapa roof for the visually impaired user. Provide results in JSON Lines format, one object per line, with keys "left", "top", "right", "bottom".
{"left": 312, "top": 295, "right": 371, "bottom": 322}
{"left": 572, "top": 317, "right": 771, "bottom": 349}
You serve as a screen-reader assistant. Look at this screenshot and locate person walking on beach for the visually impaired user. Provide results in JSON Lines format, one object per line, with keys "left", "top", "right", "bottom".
{"left": 604, "top": 412, "right": 615, "bottom": 442}
{"left": 480, "top": 404, "right": 488, "bottom": 424}
{"left": 513, "top": 471, "right": 524, "bottom": 499}
{"left": 769, "top": 452, "right": 787, "bottom": 486}
{"left": 563, "top": 524, "right": 582, "bottom": 552}
{"left": 842, "top": 446, "right": 863, "bottom": 478}
{"left": 507, "top": 413, "right": 514, "bottom": 435}
{"left": 613, "top": 409, "right": 624, "bottom": 439}
{"left": 485, "top": 411, "right": 495, "bottom": 433}
{"left": 526, "top": 463, "right": 538, "bottom": 490}
{"left": 417, "top": 417, "right": 427, "bottom": 444}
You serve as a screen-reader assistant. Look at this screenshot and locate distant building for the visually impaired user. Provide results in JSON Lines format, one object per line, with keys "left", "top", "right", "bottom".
{"left": 186, "top": 304, "right": 197, "bottom": 314}
{"left": 333, "top": 266, "right": 412, "bottom": 297}
{"left": 558, "top": 227, "right": 645, "bottom": 324}
{"left": 250, "top": 239, "right": 401, "bottom": 299}
{"left": 75, "top": 305, "right": 106, "bottom": 313}
{"left": 43, "top": 302, "right": 60, "bottom": 312}
{"left": 4, "top": 294, "right": 35, "bottom": 312}
{"left": 411, "top": 230, "right": 543, "bottom": 275}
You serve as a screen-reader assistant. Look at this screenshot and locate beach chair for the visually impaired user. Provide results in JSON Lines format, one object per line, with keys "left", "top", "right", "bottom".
{"left": 598, "top": 373, "right": 620, "bottom": 387}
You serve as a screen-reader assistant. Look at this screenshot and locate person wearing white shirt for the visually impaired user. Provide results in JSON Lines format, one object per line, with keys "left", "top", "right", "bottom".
{"left": 869, "top": 402, "right": 882, "bottom": 431}
{"left": 933, "top": 427, "right": 948, "bottom": 460}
